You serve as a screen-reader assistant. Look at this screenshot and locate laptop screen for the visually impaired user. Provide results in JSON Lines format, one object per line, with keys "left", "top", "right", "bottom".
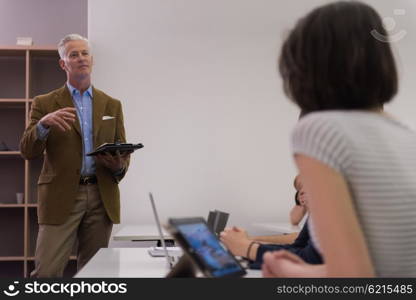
{"left": 149, "top": 192, "right": 174, "bottom": 269}
{"left": 174, "top": 221, "right": 245, "bottom": 277}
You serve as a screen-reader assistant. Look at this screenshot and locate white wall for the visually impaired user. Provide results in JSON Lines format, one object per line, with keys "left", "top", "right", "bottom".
{"left": 0, "top": 0, "right": 87, "bottom": 45}
{"left": 88, "top": 0, "right": 416, "bottom": 234}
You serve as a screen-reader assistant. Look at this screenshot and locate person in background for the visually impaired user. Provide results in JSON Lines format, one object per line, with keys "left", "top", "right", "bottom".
{"left": 234, "top": 175, "right": 307, "bottom": 247}
{"left": 220, "top": 175, "right": 322, "bottom": 268}
{"left": 290, "top": 175, "right": 308, "bottom": 226}
{"left": 20, "top": 34, "right": 130, "bottom": 277}
{"left": 263, "top": 1, "right": 416, "bottom": 277}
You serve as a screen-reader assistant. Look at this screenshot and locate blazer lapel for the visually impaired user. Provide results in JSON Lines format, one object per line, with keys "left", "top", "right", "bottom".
{"left": 54, "top": 85, "right": 82, "bottom": 137}
{"left": 92, "top": 87, "right": 108, "bottom": 147}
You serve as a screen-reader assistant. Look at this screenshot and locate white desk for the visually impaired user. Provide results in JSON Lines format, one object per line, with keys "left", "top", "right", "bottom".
{"left": 113, "top": 225, "right": 171, "bottom": 241}
{"left": 114, "top": 222, "right": 299, "bottom": 242}
{"left": 76, "top": 248, "right": 168, "bottom": 277}
{"left": 251, "top": 222, "right": 300, "bottom": 235}
{"left": 76, "top": 248, "right": 262, "bottom": 278}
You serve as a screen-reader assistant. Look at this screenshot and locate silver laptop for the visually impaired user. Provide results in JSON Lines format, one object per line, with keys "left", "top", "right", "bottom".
{"left": 149, "top": 192, "right": 175, "bottom": 269}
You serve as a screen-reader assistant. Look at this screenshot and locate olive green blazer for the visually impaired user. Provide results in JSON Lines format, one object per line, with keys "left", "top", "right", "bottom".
{"left": 20, "top": 85, "right": 128, "bottom": 225}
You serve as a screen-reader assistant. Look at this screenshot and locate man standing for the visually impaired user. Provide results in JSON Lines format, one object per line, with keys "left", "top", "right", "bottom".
{"left": 20, "top": 34, "right": 129, "bottom": 277}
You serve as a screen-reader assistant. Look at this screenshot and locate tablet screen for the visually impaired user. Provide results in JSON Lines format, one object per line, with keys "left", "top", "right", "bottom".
{"left": 175, "top": 222, "right": 245, "bottom": 277}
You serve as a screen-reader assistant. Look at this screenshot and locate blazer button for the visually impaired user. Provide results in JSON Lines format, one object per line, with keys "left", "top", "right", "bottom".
{"left": 76, "top": 170, "right": 80, "bottom": 175}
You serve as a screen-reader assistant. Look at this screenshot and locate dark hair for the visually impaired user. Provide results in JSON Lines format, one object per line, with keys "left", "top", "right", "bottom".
{"left": 279, "top": 1, "right": 398, "bottom": 113}
{"left": 294, "top": 191, "right": 301, "bottom": 206}
{"left": 293, "top": 175, "right": 301, "bottom": 205}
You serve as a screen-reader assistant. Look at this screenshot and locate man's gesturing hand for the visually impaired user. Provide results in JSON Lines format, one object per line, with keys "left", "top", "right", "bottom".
{"left": 40, "top": 107, "right": 77, "bottom": 132}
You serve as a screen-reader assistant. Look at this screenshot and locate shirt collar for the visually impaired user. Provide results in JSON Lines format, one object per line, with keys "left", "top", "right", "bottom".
{"left": 66, "top": 82, "right": 93, "bottom": 98}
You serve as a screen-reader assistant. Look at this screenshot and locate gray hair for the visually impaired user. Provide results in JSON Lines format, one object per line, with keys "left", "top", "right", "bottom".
{"left": 58, "top": 34, "right": 90, "bottom": 59}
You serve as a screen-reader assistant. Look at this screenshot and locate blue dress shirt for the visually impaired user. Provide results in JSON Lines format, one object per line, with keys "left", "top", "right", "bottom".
{"left": 36, "top": 83, "right": 95, "bottom": 176}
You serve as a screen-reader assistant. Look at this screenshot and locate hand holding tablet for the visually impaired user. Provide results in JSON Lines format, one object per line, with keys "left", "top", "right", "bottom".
{"left": 87, "top": 142, "right": 143, "bottom": 156}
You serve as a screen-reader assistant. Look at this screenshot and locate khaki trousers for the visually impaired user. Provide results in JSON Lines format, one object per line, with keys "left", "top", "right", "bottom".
{"left": 31, "top": 184, "right": 113, "bottom": 278}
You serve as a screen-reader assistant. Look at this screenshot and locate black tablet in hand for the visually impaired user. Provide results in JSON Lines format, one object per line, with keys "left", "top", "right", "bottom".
{"left": 167, "top": 217, "right": 246, "bottom": 278}
{"left": 86, "top": 142, "right": 143, "bottom": 156}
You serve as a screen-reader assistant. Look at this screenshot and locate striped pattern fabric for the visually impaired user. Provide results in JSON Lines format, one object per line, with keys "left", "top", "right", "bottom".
{"left": 292, "top": 110, "right": 416, "bottom": 277}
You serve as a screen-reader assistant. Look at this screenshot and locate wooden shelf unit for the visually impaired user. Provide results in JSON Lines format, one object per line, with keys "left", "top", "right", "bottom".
{"left": 0, "top": 46, "right": 77, "bottom": 277}
{"left": 0, "top": 151, "right": 21, "bottom": 155}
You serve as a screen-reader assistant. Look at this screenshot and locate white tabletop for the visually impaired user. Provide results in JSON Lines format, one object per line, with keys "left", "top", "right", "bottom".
{"left": 76, "top": 248, "right": 169, "bottom": 277}
{"left": 113, "top": 225, "right": 171, "bottom": 241}
{"left": 75, "top": 248, "right": 262, "bottom": 278}
{"left": 114, "top": 222, "right": 299, "bottom": 242}
{"left": 251, "top": 222, "right": 300, "bottom": 235}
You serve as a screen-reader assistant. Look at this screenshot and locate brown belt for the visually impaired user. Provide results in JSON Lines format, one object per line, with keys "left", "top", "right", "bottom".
{"left": 79, "top": 175, "right": 97, "bottom": 185}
